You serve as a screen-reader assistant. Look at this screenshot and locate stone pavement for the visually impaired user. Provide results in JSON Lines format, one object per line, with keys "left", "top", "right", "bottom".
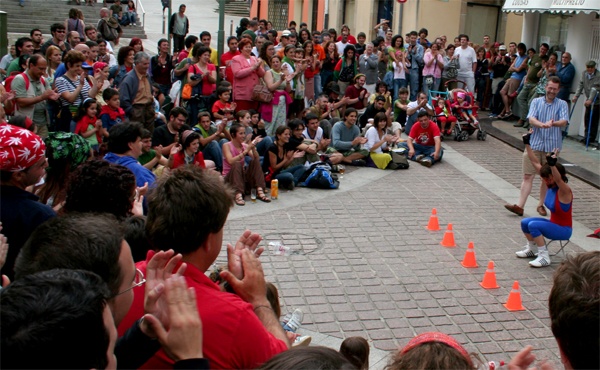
{"left": 216, "top": 134, "right": 599, "bottom": 369}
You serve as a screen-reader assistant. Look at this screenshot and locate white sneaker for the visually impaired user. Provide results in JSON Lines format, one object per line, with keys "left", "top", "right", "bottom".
{"left": 529, "top": 250, "right": 551, "bottom": 267}
{"left": 292, "top": 335, "right": 312, "bottom": 347}
{"left": 516, "top": 244, "right": 538, "bottom": 258}
{"left": 282, "top": 308, "right": 303, "bottom": 333}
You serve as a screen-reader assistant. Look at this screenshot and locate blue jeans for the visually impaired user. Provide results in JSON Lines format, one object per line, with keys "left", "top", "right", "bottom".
{"left": 314, "top": 74, "right": 322, "bottom": 97}
{"left": 399, "top": 142, "right": 443, "bottom": 164}
{"left": 422, "top": 77, "right": 441, "bottom": 97}
{"left": 320, "top": 70, "right": 334, "bottom": 90}
{"left": 202, "top": 141, "right": 223, "bottom": 171}
{"left": 521, "top": 217, "right": 573, "bottom": 240}
{"left": 408, "top": 69, "right": 420, "bottom": 101}
{"left": 275, "top": 165, "right": 306, "bottom": 188}
{"left": 393, "top": 78, "right": 407, "bottom": 101}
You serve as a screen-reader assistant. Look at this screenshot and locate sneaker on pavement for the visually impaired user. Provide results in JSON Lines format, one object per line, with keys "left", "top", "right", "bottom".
{"left": 420, "top": 158, "right": 433, "bottom": 167}
{"left": 282, "top": 308, "right": 303, "bottom": 333}
{"left": 350, "top": 159, "right": 366, "bottom": 167}
{"left": 415, "top": 154, "right": 425, "bottom": 162}
{"left": 529, "top": 250, "right": 551, "bottom": 267}
{"left": 516, "top": 244, "right": 538, "bottom": 258}
{"left": 292, "top": 335, "right": 312, "bottom": 347}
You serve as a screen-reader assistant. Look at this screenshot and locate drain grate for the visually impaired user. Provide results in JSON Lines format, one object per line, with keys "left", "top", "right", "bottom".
{"left": 262, "top": 233, "right": 324, "bottom": 256}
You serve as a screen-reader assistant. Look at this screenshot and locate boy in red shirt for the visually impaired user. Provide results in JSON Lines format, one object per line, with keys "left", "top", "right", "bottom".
{"left": 402, "top": 110, "right": 443, "bottom": 167}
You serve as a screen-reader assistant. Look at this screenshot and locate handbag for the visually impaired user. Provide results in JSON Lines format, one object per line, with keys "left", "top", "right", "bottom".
{"left": 252, "top": 80, "right": 273, "bottom": 103}
{"left": 182, "top": 83, "right": 193, "bottom": 100}
{"left": 446, "top": 57, "right": 459, "bottom": 79}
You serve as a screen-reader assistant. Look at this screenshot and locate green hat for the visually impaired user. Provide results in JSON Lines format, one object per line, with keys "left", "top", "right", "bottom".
{"left": 44, "top": 132, "right": 91, "bottom": 172}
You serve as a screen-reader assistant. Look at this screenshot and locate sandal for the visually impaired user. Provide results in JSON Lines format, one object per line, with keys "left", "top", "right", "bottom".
{"left": 256, "top": 188, "right": 271, "bottom": 203}
{"left": 234, "top": 193, "right": 245, "bottom": 206}
{"left": 537, "top": 205, "right": 547, "bottom": 217}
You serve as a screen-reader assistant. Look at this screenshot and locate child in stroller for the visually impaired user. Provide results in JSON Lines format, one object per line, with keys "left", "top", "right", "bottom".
{"left": 434, "top": 97, "right": 458, "bottom": 136}
{"left": 448, "top": 89, "right": 487, "bottom": 141}
{"left": 453, "top": 91, "right": 479, "bottom": 126}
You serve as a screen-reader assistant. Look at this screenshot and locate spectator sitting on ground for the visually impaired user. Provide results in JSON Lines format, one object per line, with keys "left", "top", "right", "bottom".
{"left": 168, "top": 129, "right": 214, "bottom": 170}
{"left": 404, "top": 91, "right": 434, "bottom": 134}
{"left": 194, "top": 111, "right": 227, "bottom": 172}
{"left": 303, "top": 113, "right": 343, "bottom": 164}
{"left": 263, "top": 126, "right": 308, "bottom": 190}
{"left": 401, "top": 110, "right": 443, "bottom": 168}
{"left": 64, "top": 159, "right": 142, "bottom": 218}
{"left": 258, "top": 346, "right": 355, "bottom": 370}
{"left": 340, "top": 336, "right": 370, "bottom": 370}
{"left": 104, "top": 122, "right": 156, "bottom": 189}
{"left": 369, "top": 81, "right": 393, "bottom": 111}
{"left": 359, "top": 94, "right": 389, "bottom": 128}
{"left": 364, "top": 112, "right": 400, "bottom": 170}
{"left": 152, "top": 107, "right": 192, "bottom": 157}
{"left": 0, "top": 125, "right": 55, "bottom": 281}
{"left": 138, "top": 128, "right": 168, "bottom": 173}
{"left": 386, "top": 332, "right": 480, "bottom": 369}
{"left": 509, "top": 251, "right": 599, "bottom": 370}
{"left": 309, "top": 93, "right": 343, "bottom": 139}
{"left": 393, "top": 87, "right": 411, "bottom": 129}
{"left": 344, "top": 73, "right": 369, "bottom": 111}
{"left": 331, "top": 107, "right": 369, "bottom": 166}
{"left": 286, "top": 118, "right": 319, "bottom": 167}
{"left": 118, "top": 166, "right": 289, "bottom": 369}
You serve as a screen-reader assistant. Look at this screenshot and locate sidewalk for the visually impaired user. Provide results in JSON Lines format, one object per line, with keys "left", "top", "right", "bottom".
{"left": 480, "top": 112, "right": 599, "bottom": 189}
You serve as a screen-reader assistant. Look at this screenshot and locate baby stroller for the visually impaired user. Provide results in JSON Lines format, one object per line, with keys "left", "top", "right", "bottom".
{"left": 446, "top": 80, "right": 487, "bottom": 142}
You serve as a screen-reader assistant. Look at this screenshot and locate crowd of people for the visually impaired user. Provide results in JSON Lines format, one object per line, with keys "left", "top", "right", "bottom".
{"left": 1, "top": 5, "right": 599, "bottom": 369}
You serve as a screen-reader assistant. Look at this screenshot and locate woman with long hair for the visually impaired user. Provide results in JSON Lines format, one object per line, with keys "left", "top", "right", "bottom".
{"left": 259, "top": 40, "right": 275, "bottom": 71}
{"left": 37, "top": 132, "right": 91, "bottom": 211}
{"left": 298, "top": 28, "right": 311, "bottom": 45}
{"left": 388, "top": 34, "right": 405, "bottom": 64}
{"left": 45, "top": 45, "right": 62, "bottom": 88}
{"left": 334, "top": 44, "right": 357, "bottom": 96}
{"left": 65, "top": 8, "right": 85, "bottom": 41}
{"left": 126, "top": 0, "right": 138, "bottom": 26}
{"left": 222, "top": 123, "right": 270, "bottom": 206}
{"left": 169, "top": 129, "right": 215, "bottom": 170}
{"left": 129, "top": 37, "right": 144, "bottom": 53}
{"left": 364, "top": 112, "right": 395, "bottom": 169}
{"left": 186, "top": 44, "right": 217, "bottom": 126}
{"left": 422, "top": 42, "right": 444, "bottom": 95}
{"left": 303, "top": 40, "right": 318, "bottom": 104}
{"left": 261, "top": 55, "right": 293, "bottom": 136}
{"left": 320, "top": 41, "right": 339, "bottom": 90}
{"left": 475, "top": 47, "right": 490, "bottom": 109}
{"left": 262, "top": 125, "right": 307, "bottom": 190}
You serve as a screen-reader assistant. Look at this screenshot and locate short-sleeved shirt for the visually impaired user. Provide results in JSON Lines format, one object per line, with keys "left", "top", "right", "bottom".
{"left": 138, "top": 149, "right": 156, "bottom": 166}
{"left": 303, "top": 127, "right": 323, "bottom": 143}
{"left": 409, "top": 120, "right": 440, "bottom": 147}
{"left": 55, "top": 75, "right": 92, "bottom": 107}
{"left": 454, "top": 46, "right": 477, "bottom": 75}
{"left": 11, "top": 72, "right": 51, "bottom": 126}
{"left": 110, "top": 4, "right": 123, "bottom": 15}
{"left": 345, "top": 84, "right": 367, "bottom": 110}
{"left": 526, "top": 54, "right": 544, "bottom": 84}
{"left": 151, "top": 123, "right": 191, "bottom": 148}
{"left": 527, "top": 96, "right": 568, "bottom": 152}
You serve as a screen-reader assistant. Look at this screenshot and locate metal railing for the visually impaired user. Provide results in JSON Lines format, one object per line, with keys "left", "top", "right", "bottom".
{"left": 136, "top": 0, "right": 146, "bottom": 28}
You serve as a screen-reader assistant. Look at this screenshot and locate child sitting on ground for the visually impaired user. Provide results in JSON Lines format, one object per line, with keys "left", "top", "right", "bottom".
{"left": 386, "top": 332, "right": 481, "bottom": 370}
{"left": 100, "top": 88, "right": 126, "bottom": 135}
{"left": 74, "top": 98, "right": 103, "bottom": 155}
{"left": 435, "top": 97, "right": 458, "bottom": 135}
{"left": 339, "top": 336, "right": 370, "bottom": 370}
{"left": 454, "top": 92, "right": 479, "bottom": 127}
{"left": 212, "top": 86, "right": 237, "bottom": 123}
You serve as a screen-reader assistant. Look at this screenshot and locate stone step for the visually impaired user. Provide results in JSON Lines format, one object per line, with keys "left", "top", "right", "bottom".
{"left": 213, "top": 0, "right": 249, "bottom": 17}
{"left": 3, "top": 0, "right": 147, "bottom": 39}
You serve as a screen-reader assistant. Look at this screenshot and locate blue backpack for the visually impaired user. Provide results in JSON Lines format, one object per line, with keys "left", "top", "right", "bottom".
{"left": 300, "top": 163, "right": 339, "bottom": 189}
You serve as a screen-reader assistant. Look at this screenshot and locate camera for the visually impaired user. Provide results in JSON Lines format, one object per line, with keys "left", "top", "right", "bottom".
{"left": 190, "top": 74, "right": 202, "bottom": 81}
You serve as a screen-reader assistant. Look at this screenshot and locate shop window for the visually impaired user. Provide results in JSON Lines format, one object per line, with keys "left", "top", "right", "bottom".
{"left": 537, "top": 13, "right": 569, "bottom": 53}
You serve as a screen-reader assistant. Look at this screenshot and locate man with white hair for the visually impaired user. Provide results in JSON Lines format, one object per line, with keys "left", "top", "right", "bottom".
{"left": 119, "top": 52, "right": 155, "bottom": 131}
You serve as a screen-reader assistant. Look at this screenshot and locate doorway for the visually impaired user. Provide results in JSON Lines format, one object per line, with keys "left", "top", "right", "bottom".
{"left": 465, "top": 3, "right": 499, "bottom": 43}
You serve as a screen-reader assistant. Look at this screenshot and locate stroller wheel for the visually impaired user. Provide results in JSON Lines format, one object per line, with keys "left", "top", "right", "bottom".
{"left": 480, "top": 131, "right": 487, "bottom": 141}
{"left": 459, "top": 130, "right": 469, "bottom": 141}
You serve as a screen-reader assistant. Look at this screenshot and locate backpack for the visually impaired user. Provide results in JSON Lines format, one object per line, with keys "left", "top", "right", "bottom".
{"left": 4, "top": 73, "right": 46, "bottom": 116}
{"left": 300, "top": 163, "right": 339, "bottom": 189}
{"left": 99, "top": 19, "right": 119, "bottom": 42}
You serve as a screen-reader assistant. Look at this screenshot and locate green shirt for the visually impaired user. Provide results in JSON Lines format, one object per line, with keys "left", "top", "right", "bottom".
{"left": 138, "top": 149, "right": 156, "bottom": 166}
{"left": 526, "top": 54, "right": 544, "bottom": 84}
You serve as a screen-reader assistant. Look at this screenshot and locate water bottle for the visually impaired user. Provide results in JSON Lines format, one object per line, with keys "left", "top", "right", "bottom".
{"left": 270, "top": 179, "right": 278, "bottom": 200}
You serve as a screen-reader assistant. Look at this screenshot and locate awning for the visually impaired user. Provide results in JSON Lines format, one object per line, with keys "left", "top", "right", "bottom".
{"left": 502, "top": 0, "right": 600, "bottom": 14}
{"left": 502, "top": 0, "right": 553, "bottom": 13}
{"left": 549, "top": 0, "right": 600, "bottom": 14}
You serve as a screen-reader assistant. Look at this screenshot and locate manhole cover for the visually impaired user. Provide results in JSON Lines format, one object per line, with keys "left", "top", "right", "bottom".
{"left": 262, "top": 233, "right": 323, "bottom": 256}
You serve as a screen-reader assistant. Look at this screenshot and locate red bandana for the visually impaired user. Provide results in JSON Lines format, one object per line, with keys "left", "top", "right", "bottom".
{"left": 0, "top": 123, "right": 46, "bottom": 172}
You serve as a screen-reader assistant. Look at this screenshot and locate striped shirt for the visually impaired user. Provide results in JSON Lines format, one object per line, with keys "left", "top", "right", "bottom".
{"left": 527, "top": 96, "right": 568, "bottom": 152}
{"left": 55, "top": 75, "right": 92, "bottom": 108}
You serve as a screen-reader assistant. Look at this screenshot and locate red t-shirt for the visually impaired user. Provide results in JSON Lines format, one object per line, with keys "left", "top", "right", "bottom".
{"left": 220, "top": 50, "right": 241, "bottom": 84}
{"left": 177, "top": 49, "right": 190, "bottom": 63}
{"left": 188, "top": 63, "right": 217, "bottom": 96}
{"left": 345, "top": 84, "right": 367, "bottom": 110}
{"left": 409, "top": 120, "right": 441, "bottom": 147}
{"left": 117, "top": 252, "right": 288, "bottom": 369}
{"left": 212, "top": 100, "right": 233, "bottom": 115}
{"left": 336, "top": 35, "right": 357, "bottom": 44}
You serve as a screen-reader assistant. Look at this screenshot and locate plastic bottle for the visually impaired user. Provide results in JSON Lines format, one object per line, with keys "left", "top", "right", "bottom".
{"left": 270, "top": 179, "right": 278, "bottom": 200}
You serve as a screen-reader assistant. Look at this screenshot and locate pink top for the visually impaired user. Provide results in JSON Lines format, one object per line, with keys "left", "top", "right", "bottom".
{"left": 222, "top": 141, "right": 247, "bottom": 176}
{"left": 423, "top": 52, "right": 444, "bottom": 78}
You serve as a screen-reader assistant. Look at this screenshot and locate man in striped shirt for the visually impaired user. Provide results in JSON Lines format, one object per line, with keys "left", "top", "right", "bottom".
{"left": 505, "top": 76, "right": 568, "bottom": 217}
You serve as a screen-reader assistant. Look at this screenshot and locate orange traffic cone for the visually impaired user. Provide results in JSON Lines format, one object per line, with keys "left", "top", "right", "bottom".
{"left": 440, "top": 223, "right": 456, "bottom": 247}
{"left": 503, "top": 281, "right": 525, "bottom": 311}
{"left": 426, "top": 208, "right": 440, "bottom": 231}
{"left": 480, "top": 261, "right": 500, "bottom": 289}
{"left": 461, "top": 242, "right": 478, "bottom": 268}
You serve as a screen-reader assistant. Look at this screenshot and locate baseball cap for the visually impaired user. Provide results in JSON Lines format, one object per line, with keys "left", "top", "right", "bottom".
{"left": 586, "top": 60, "right": 596, "bottom": 68}
{"left": 499, "top": 45, "right": 507, "bottom": 51}
{"left": 281, "top": 30, "right": 291, "bottom": 37}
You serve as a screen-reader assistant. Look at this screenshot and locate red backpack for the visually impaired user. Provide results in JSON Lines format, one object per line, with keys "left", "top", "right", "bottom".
{"left": 4, "top": 72, "right": 46, "bottom": 116}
